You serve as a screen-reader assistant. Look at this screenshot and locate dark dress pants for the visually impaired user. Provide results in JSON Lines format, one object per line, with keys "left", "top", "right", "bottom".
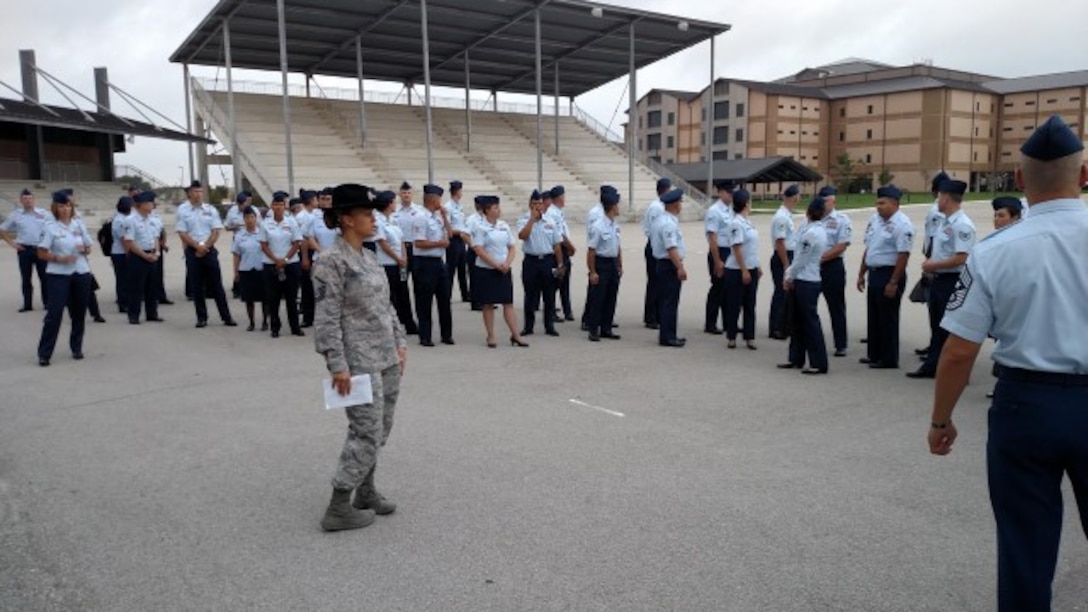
{"left": 155, "top": 251, "right": 169, "bottom": 302}
{"left": 865, "top": 267, "right": 906, "bottom": 367}
{"left": 185, "top": 247, "right": 232, "bottom": 323}
{"left": 643, "top": 240, "right": 658, "bottom": 325}
{"left": 263, "top": 262, "right": 301, "bottom": 334}
{"left": 820, "top": 258, "right": 848, "bottom": 351}
{"left": 704, "top": 247, "right": 730, "bottom": 331}
{"left": 467, "top": 248, "right": 480, "bottom": 308}
{"left": 724, "top": 268, "right": 760, "bottom": 341}
{"left": 300, "top": 265, "right": 315, "bottom": 326}
{"left": 126, "top": 253, "right": 159, "bottom": 322}
{"left": 787, "top": 280, "right": 828, "bottom": 370}
{"left": 412, "top": 256, "right": 452, "bottom": 342}
{"left": 655, "top": 259, "right": 682, "bottom": 343}
{"left": 37, "top": 272, "right": 90, "bottom": 360}
{"left": 17, "top": 246, "right": 48, "bottom": 309}
{"left": 384, "top": 265, "right": 417, "bottom": 333}
{"left": 558, "top": 249, "right": 573, "bottom": 318}
{"left": 447, "top": 235, "right": 470, "bottom": 301}
{"left": 521, "top": 255, "right": 557, "bottom": 333}
{"left": 111, "top": 253, "right": 128, "bottom": 310}
{"left": 586, "top": 256, "right": 620, "bottom": 336}
{"left": 769, "top": 252, "right": 793, "bottom": 336}
{"left": 920, "top": 273, "right": 959, "bottom": 373}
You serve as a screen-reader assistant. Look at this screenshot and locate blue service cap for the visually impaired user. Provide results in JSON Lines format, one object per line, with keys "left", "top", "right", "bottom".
{"left": 450, "top": 180, "right": 463, "bottom": 191}
{"left": 876, "top": 185, "right": 902, "bottom": 200}
{"left": 272, "top": 191, "right": 289, "bottom": 202}
{"left": 20, "top": 188, "right": 31, "bottom": 196}
{"left": 373, "top": 190, "right": 396, "bottom": 205}
{"left": 134, "top": 191, "right": 156, "bottom": 204}
{"left": 661, "top": 189, "right": 684, "bottom": 205}
{"left": 733, "top": 188, "right": 751, "bottom": 205}
{"left": 600, "top": 184, "right": 617, "bottom": 194}
{"left": 1021, "top": 115, "right": 1085, "bottom": 161}
{"left": 930, "top": 171, "right": 950, "bottom": 192}
{"left": 713, "top": 179, "right": 736, "bottom": 192}
{"left": 474, "top": 195, "right": 500, "bottom": 207}
{"left": 116, "top": 196, "right": 133, "bottom": 213}
{"left": 992, "top": 196, "right": 1023, "bottom": 213}
{"left": 235, "top": 191, "right": 251, "bottom": 204}
{"left": 783, "top": 184, "right": 799, "bottom": 198}
{"left": 52, "top": 191, "right": 70, "bottom": 204}
{"left": 656, "top": 177, "right": 672, "bottom": 192}
{"left": 530, "top": 189, "right": 543, "bottom": 201}
{"left": 423, "top": 184, "right": 444, "bottom": 196}
{"left": 806, "top": 196, "right": 826, "bottom": 218}
{"left": 818, "top": 186, "right": 838, "bottom": 198}
{"left": 550, "top": 185, "right": 565, "bottom": 198}
{"left": 601, "top": 190, "right": 620, "bottom": 206}
{"left": 937, "top": 179, "right": 967, "bottom": 196}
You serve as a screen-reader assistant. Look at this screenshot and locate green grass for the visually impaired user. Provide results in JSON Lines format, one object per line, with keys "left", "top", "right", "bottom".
{"left": 750, "top": 191, "right": 1026, "bottom": 212}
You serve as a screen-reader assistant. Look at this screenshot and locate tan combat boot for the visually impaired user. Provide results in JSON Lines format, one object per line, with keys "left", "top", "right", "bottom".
{"left": 321, "top": 488, "right": 376, "bottom": 532}
{"left": 352, "top": 468, "right": 397, "bottom": 515}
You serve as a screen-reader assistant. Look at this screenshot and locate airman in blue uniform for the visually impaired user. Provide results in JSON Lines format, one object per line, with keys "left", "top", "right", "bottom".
{"left": 1, "top": 189, "right": 51, "bottom": 311}
{"left": 856, "top": 185, "right": 913, "bottom": 369}
{"left": 769, "top": 184, "right": 799, "bottom": 339}
{"left": 651, "top": 189, "right": 687, "bottom": 348}
{"left": 585, "top": 187, "right": 623, "bottom": 342}
{"left": 818, "top": 186, "right": 852, "bottom": 357}
{"left": 411, "top": 184, "right": 454, "bottom": 346}
{"left": 122, "top": 191, "right": 165, "bottom": 325}
{"left": 444, "top": 180, "right": 471, "bottom": 303}
{"left": 779, "top": 197, "right": 829, "bottom": 374}
{"left": 642, "top": 178, "right": 671, "bottom": 329}
{"left": 517, "top": 189, "right": 564, "bottom": 337}
{"left": 703, "top": 179, "right": 735, "bottom": 335}
{"left": 176, "top": 180, "right": 236, "bottom": 328}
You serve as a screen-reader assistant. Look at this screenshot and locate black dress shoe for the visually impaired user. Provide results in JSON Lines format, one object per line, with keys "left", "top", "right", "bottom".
{"left": 859, "top": 357, "right": 874, "bottom": 364}
{"left": 645, "top": 323, "right": 660, "bottom": 330}
{"left": 986, "top": 390, "right": 995, "bottom": 399}
{"left": 545, "top": 329, "right": 559, "bottom": 337}
{"left": 300, "top": 322, "right": 313, "bottom": 329}
{"left": 906, "top": 369, "right": 936, "bottom": 379}
{"left": 600, "top": 333, "right": 621, "bottom": 340}
{"left": 470, "top": 306, "right": 483, "bottom": 312}
{"left": 195, "top": 320, "right": 208, "bottom": 328}
{"left": 704, "top": 327, "right": 723, "bottom": 335}
{"left": 564, "top": 314, "right": 575, "bottom": 322}
{"left": 19, "top": 306, "right": 32, "bottom": 313}
{"left": 420, "top": 339, "right": 434, "bottom": 347}
{"left": 261, "top": 322, "right": 269, "bottom": 332}
{"left": 147, "top": 317, "right": 165, "bottom": 323}
{"left": 159, "top": 299, "right": 175, "bottom": 305}
{"left": 869, "top": 363, "right": 898, "bottom": 370}
{"left": 520, "top": 329, "right": 534, "bottom": 336}
{"left": 291, "top": 330, "right": 305, "bottom": 337}
{"left": 581, "top": 323, "right": 589, "bottom": 332}
{"left": 128, "top": 319, "right": 141, "bottom": 325}
{"left": 93, "top": 316, "right": 106, "bottom": 323}
{"left": 271, "top": 330, "right": 280, "bottom": 338}
{"left": 441, "top": 338, "right": 455, "bottom": 345}
{"left": 769, "top": 331, "right": 786, "bottom": 340}
{"left": 802, "top": 368, "right": 828, "bottom": 375}
{"left": 914, "top": 347, "right": 930, "bottom": 356}
{"left": 659, "top": 338, "right": 686, "bottom": 348}
{"left": 588, "top": 333, "right": 600, "bottom": 342}
{"left": 860, "top": 338, "right": 869, "bottom": 344}
{"left": 224, "top": 319, "right": 239, "bottom": 327}
{"left": 777, "top": 363, "right": 802, "bottom": 369}
{"left": 72, "top": 352, "right": 83, "bottom": 360}
{"left": 246, "top": 323, "right": 255, "bottom": 332}
{"left": 834, "top": 349, "right": 847, "bottom": 357}
{"left": 38, "top": 358, "right": 49, "bottom": 367}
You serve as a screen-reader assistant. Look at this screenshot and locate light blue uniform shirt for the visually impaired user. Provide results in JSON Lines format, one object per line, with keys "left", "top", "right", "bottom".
{"left": 641, "top": 199, "right": 664, "bottom": 238}
{"left": 863, "top": 210, "right": 914, "bottom": 267}
{"left": 258, "top": 215, "right": 302, "bottom": 264}
{"left": 376, "top": 216, "right": 404, "bottom": 267}
{"left": 821, "top": 210, "right": 853, "bottom": 257}
{"left": 651, "top": 212, "right": 684, "bottom": 260}
{"left": 585, "top": 204, "right": 604, "bottom": 239}
{"left": 931, "top": 210, "right": 976, "bottom": 274}
{"left": 444, "top": 199, "right": 468, "bottom": 234}
{"left": 295, "top": 209, "right": 315, "bottom": 241}
{"left": 544, "top": 204, "right": 570, "bottom": 241}
{"left": 1, "top": 207, "right": 52, "bottom": 245}
{"left": 771, "top": 205, "right": 797, "bottom": 252}
{"left": 587, "top": 216, "right": 621, "bottom": 258}
{"left": 123, "top": 213, "right": 163, "bottom": 252}
{"left": 787, "top": 222, "right": 827, "bottom": 283}
{"left": 465, "top": 212, "right": 483, "bottom": 246}
{"left": 704, "top": 201, "right": 734, "bottom": 248}
{"left": 412, "top": 210, "right": 447, "bottom": 258}
{"left": 311, "top": 211, "right": 339, "bottom": 259}
{"left": 176, "top": 202, "right": 223, "bottom": 243}
{"left": 942, "top": 198, "right": 1088, "bottom": 373}
{"left": 231, "top": 228, "right": 264, "bottom": 271}
{"left": 517, "top": 212, "right": 563, "bottom": 256}
{"left": 110, "top": 212, "right": 131, "bottom": 255}
{"left": 726, "top": 216, "right": 759, "bottom": 270}
{"left": 224, "top": 204, "right": 245, "bottom": 231}
{"left": 393, "top": 203, "right": 424, "bottom": 243}
{"left": 472, "top": 219, "right": 514, "bottom": 269}
{"left": 923, "top": 201, "right": 943, "bottom": 255}
{"left": 365, "top": 212, "right": 384, "bottom": 245}
{"left": 39, "top": 220, "right": 91, "bottom": 275}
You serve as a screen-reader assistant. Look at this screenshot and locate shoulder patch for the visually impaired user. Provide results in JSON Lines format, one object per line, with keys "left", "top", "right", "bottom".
{"left": 946, "top": 268, "right": 972, "bottom": 311}
{"left": 958, "top": 230, "right": 973, "bottom": 242}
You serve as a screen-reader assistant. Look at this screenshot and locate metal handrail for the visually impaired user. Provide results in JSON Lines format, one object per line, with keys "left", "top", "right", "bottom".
{"left": 190, "top": 79, "right": 275, "bottom": 198}
{"left": 115, "top": 164, "right": 169, "bottom": 189}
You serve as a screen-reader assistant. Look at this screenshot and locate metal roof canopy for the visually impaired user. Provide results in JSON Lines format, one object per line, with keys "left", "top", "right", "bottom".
{"left": 0, "top": 96, "right": 213, "bottom": 144}
{"left": 169, "top": 0, "right": 730, "bottom": 98}
{"left": 667, "top": 157, "right": 824, "bottom": 185}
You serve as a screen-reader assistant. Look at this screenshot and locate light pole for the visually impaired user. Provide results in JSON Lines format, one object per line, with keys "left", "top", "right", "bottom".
{"left": 178, "top": 165, "right": 185, "bottom": 189}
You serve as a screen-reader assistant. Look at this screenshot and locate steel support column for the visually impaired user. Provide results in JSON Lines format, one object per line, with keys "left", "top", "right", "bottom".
{"left": 465, "top": 50, "right": 472, "bottom": 152}
{"left": 535, "top": 9, "right": 543, "bottom": 188}
{"left": 627, "top": 22, "right": 636, "bottom": 211}
{"left": 421, "top": 0, "right": 435, "bottom": 183}
{"left": 706, "top": 35, "right": 715, "bottom": 192}
{"left": 276, "top": 0, "right": 295, "bottom": 193}
{"left": 223, "top": 19, "right": 240, "bottom": 190}
{"left": 183, "top": 63, "right": 195, "bottom": 184}
{"left": 356, "top": 36, "right": 367, "bottom": 147}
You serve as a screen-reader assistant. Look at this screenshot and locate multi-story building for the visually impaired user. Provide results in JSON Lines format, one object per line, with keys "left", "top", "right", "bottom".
{"left": 627, "top": 58, "right": 1088, "bottom": 193}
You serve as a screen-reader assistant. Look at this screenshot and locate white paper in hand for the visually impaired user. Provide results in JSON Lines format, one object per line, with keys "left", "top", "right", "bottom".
{"left": 323, "top": 375, "right": 374, "bottom": 410}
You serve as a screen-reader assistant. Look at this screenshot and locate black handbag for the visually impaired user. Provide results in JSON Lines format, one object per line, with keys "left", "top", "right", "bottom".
{"left": 908, "top": 276, "right": 929, "bottom": 304}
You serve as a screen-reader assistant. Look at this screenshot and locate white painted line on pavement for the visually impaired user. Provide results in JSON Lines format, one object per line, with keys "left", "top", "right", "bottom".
{"left": 569, "top": 398, "right": 625, "bottom": 418}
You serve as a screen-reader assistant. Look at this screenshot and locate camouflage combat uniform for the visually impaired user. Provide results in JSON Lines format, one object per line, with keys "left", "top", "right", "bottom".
{"left": 313, "top": 237, "right": 407, "bottom": 491}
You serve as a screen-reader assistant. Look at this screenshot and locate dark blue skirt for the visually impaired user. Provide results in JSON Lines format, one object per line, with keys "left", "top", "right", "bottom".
{"left": 473, "top": 267, "right": 513, "bottom": 305}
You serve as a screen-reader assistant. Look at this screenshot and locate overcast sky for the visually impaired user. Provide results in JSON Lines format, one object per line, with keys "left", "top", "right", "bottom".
{"left": 2, "top": 0, "right": 1085, "bottom": 187}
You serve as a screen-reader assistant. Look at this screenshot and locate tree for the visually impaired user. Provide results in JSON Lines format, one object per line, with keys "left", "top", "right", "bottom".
{"left": 878, "top": 167, "right": 895, "bottom": 186}
{"left": 831, "top": 153, "right": 856, "bottom": 192}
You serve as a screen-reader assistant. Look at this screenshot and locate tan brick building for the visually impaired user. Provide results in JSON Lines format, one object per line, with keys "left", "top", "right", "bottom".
{"left": 628, "top": 59, "right": 1088, "bottom": 193}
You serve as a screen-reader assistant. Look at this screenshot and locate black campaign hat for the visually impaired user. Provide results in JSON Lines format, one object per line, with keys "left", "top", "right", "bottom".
{"left": 330, "top": 183, "right": 380, "bottom": 211}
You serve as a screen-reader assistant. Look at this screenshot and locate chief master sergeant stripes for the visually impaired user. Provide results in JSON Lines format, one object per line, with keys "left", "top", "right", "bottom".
{"left": 927, "top": 115, "right": 1088, "bottom": 612}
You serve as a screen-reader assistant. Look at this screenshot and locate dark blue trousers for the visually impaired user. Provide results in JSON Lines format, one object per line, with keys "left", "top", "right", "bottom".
{"left": 724, "top": 267, "right": 760, "bottom": 341}
{"left": 921, "top": 274, "right": 959, "bottom": 372}
{"left": 586, "top": 256, "right": 620, "bottom": 336}
{"left": 184, "top": 247, "right": 232, "bottom": 323}
{"left": 787, "top": 280, "right": 828, "bottom": 370}
{"left": 820, "top": 258, "right": 848, "bottom": 351}
{"left": 447, "top": 235, "right": 469, "bottom": 301}
{"left": 522, "top": 254, "right": 558, "bottom": 333}
{"left": 655, "top": 259, "right": 682, "bottom": 343}
{"left": 37, "top": 272, "right": 90, "bottom": 360}
{"left": 643, "top": 241, "right": 658, "bottom": 325}
{"left": 988, "top": 375, "right": 1088, "bottom": 612}
{"left": 467, "top": 248, "right": 479, "bottom": 307}
{"left": 769, "top": 251, "right": 793, "bottom": 336}
{"left": 705, "top": 247, "right": 730, "bottom": 331}
{"left": 866, "top": 267, "right": 906, "bottom": 367}
{"left": 412, "top": 256, "right": 452, "bottom": 342}
{"left": 263, "top": 262, "right": 301, "bottom": 334}
{"left": 111, "top": 253, "right": 128, "bottom": 310}
{"left": 17, "top": 245, "right": 48, "bottom": 309}
{"left": 126, "top": 254, "right": 160, "bottom": 322}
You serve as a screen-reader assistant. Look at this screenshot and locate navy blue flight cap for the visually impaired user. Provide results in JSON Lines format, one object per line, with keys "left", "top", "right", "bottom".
{"left": 1021, "top": 115, "right": 1085, "bottom": 161}
{"left": 600, "top": 184, "right": 617, "bottom": 194}
{"left": 235, "top": 191, "right": 251, "bottom": 204}
{"left": 733, "top": 188, "right": 751, "bottom": 205}
{"left": 61, "top": 188, "right": 74, "bottom": 196}
{"left": 242, "top": 206, "right": 258, "bottom": 217}
{"left": 289, "top": 198, "right": 303, "bottom": 207}
{"left": 656, "top": 178, "right": 672, "bottom": 192}
{"left": 52, "top": 191, "right": 70, "bottom": 204}
{"left": 783, "top": 184, "right": 799, "bottom": 198}
{"left": 876, "top": 185, "right": 902, "bottom": 201}
{"left": 20, "top": 188, "right": 31, "bottom": 196}
{"left": 930, "top": 171, "right": 950, "bottom": 192}
{"left": 399, "top": 181, "right": 412, "bottom": 191}
{"left": 134, "top": 191, "right": 156, "bottom": 204}
{"left": 530, "top": 189, "right": 543, "bottom": 201}
{"left": 938, "top": 179, "right": 967, "bottom": 196}
{"left": 423, "top": 184, "right": 444, "bottom": 197}
{"left": 550, "top": 185, "right": 565, "bottom": 198}
{"left": 713, "top": 179, "right": 735, "bottom": 192}
{"left": 661, "top": 189, "right": 684, "bottom": 205}
{"left": 373, "top": 190, "right": 396, "bottom": 205}
{"left": 474, "top": 195, "right": 500, "bottom": 207}
{"left": 818, "top": 186, "right": 838, "bottom": 198}
{"left": 992, "top": 196, "right": 1023, "bottom": 213}
{"left": 321, "top": 187, "right": 333, "bottom": 196}
{"left": 806, "top": 196, "right": 826, "bottom": 218}
{"left": 300, "top": 190, "right": 318, "bottom": 201}
{"left": 116, "top": 196, "right": 133, "bottom": 213}
{"left": 601, "top": 190, "right": 620, "bottom": 206}
{"left": 185, "top": 180, "right": 202, "bottom": 191}
{"left": 272, "top": 191, "right": 289, "bottom": 202}
{"left": 450, "top": 180, "right": 463, "bottom": 191}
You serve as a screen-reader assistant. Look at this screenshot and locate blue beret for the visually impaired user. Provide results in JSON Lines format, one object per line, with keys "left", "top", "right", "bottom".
{"left": 930, "top": 171, "right": 950, "bottom": 192}
{"left": 126, "top": 185, "right": 140, "bottom": 192}
{"left": 474, "top": 195, "right": 500, "bottom": 207}
{"left": 52, "top": 191, "right": 70, "bottom": 204}
{"left": 134, "top": 191, "right": 156, "bottom": 204}
{"left": 992, "top": 196, "right": 1023, "bottom": 213}
{"left": 423, "top": 184, "right": 444, "bottom": 196}
{"left": 20, "top": 188, "right": 31, "bottom": 196}
{"left": 656, "top": 178, "right": 672, "bottom": 192}
{"left": 550, "top": 185, "right": 565, "bottom": 198}
{"left": 713, "top": 179, "right": 735, "bottom": 192}
{"left": 1021, "top": 115, "right": 1085, "bottom": 161}
{"left": 732, "top": 188, "right": 750, "bottom": 205}
{"left": 783, "top": 184, "right": 799, "bottom": 197}
{"left": 601, "top": 190, "right": 620, "bottom": 206}
{"left": 818, "top": 186, "right": 838, "bottom": 198}
{"left": 806, "top": 196, "right": 826, "bottom": 218}
{"left": 937, "top": 179, "right": 967, "bottom": 196}
{"left": 242, "top": 206, "right": 258, "bottom": 216}
{"left": 661, "top": 189, "right": 684, "bottom": 205}
{"left": 116, "top": 196, "right": 133, "bottom": 213}
{"left": 399, "top": 181, "right": 412, "bottom": 191}
{"left": 235, "top": 191, "right": 250, "bottom": 204}
{"left": 876, "top": 185, "right": 902, "bottom": 200}
{"left": 373, "top": 190, "right": 396, "bottom": 205}
{"left": 450, "top": 181, "right": 463, "bottom": 191}
{"left": 530, "top": 189, "right": 543, "bottom": 201}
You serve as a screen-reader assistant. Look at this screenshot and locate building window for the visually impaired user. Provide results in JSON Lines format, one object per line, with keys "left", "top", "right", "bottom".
{"left": 700, "top": 156, "right": 706, "bottom": 162}
{"left": 777, "top": 130, "right": 784, "bottom": 135}
{"left": 665, "top": 158, "right": 673, "bottom": 164}
{"left": 1003, "top": 126, "right": 1013, "bottom": 132}
{"left": 789, "top": 130, "right": 796, "bottom": 135}
{"left": 973, "top": 151, "right": 979, "bottom": 162}
{"left": 790, "top": 105, "right": 796, "bottom": 110}
{"left": 647, "top": 111, "right": 662, "bottom": 128}
{"left": 714, "top": 81, "right": 729, "bottom": 95}
{"left": 647, "top": 133, "right": 662, "bottom": 150}
{"left": 647, "top": 92, "right": 662, "bottom": 105}
{"left": 1025, "top": 126, "right": 1034, "bottom": 131}
{"left": 812, "top": 155, "right": 819, "bottom": 161}
{"left": 1025, "top": 100, "right": 1036, "bottom": 106}
{"left": 736, "top": 103, "right": 745, "bottom": 118}
{"left": 666, "top": 136, "right": 674, "bottom": 148}
{"left": 713, "top": 127, "right": 729, "bottom": 144}
{"left": 638, "top": 117, "right": 642, "bottom": 128}
{"left": 714, "top": 101, "right": 730, "bottom": 120}
{"left": 988, "top": 152, "right": 992, "bottom": 162}
{"left": 1072, "top": 96, "right": 1082, "bottom": 102}
{"left": 1002, "top": 151, "right": 1012, "bottom": 157}
{"left": 701, "top": 109, "right": 706, "bottom": 121}
{"left": 713, "top": 151, "right": 729, "bottom": 160}
{"left": 814, "top": 131, "right": 820, "bottom": 136}
{"left": 700, "top": 133, "right": 706, "bottom": 145}
{"left": 976, "top": 101, "right": 981, "bottom": 111}
{"left": 1004, "top": 102, "right": 1014, "bottom": 108}
{"left": 778, "top": 104, "right": 784, "bottom": 109}
{"left": 864, "top": 153, "right": 872, "bottom": 163}
{"left": 974, "top": 126, "right": 979, "bottom": 136}
{"left": 838, "top": 132, "right": 845, "bottom": 142}
{"left": 667, "top": 112, "right": 675, "bottom": 126}
{"left": 866, "top": 129, "right": 873, "bottom": 140}
{"left": 803, "top": 106, "right": 809, "bottom": 111}
{"left": 867, "top": 104, "right": 873, "bottom": 114}
{"left": 839, "top": 108, "right": 846, "bottom": 118}
{"left": 1047, "top": 98, "right": 1058, "bottom": 104}
{"left": 735, "top": 128, "right": 744, "bottom": 143}
{"left": 802, "top": 131, "right": 808, "bottom": 135}
{"left": 733, "top": 153, "right": 742, "bottom": 159}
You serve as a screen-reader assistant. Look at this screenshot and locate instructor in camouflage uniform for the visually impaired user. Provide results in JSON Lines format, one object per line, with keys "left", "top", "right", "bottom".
{"left": 313, "top": 184, "right": 408, "bottom": 532}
